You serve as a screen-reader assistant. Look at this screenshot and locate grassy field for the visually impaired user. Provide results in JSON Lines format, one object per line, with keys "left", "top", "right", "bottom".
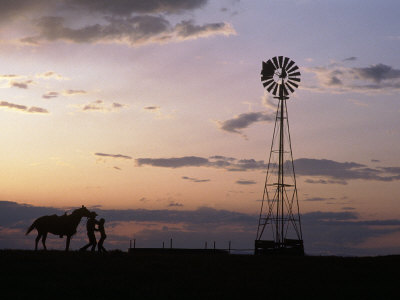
{"left": 1, "top": 250, "right": 399, "bottom": 299}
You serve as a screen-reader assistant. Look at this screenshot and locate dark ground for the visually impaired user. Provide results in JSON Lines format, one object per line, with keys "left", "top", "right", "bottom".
{"left": 1, "top": 250, "right": 399, "bottom": 299}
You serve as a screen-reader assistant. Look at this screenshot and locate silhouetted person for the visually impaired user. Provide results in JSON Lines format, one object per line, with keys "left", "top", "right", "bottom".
{"left": 79, "top": 211, "right": 98, "bottom": 252}
{"left": 96, "top": 218, "right": 107, "bottom": 253}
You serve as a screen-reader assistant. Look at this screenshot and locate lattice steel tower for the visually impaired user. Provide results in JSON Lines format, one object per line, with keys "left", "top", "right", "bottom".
{"left": 255, "top": 56, "right": 304, "bottom": 255}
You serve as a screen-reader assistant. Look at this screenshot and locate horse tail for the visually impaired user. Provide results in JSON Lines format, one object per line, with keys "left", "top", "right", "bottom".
{"left": 26, "top": 220, "right": 37, "bottom": 235}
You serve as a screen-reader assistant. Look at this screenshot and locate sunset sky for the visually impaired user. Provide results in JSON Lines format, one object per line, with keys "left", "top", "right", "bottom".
{"left": 1, "top": 0, "right": 400, "bottom": 255}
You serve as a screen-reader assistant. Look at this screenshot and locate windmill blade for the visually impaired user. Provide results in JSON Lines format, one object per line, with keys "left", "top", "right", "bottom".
{"left": 278, "top": 56, "right": 283, "bottom": 68}
{"left": 287, "top": 80, "right": 299, "bottom": 88}
{"left": 288, "top": 77, "right": 300, "bottom": 82}
{"left": 267, "top": 82, "right": 276, "bottom": 93}
{"left": 261, "top": 75, "right": 273, "bottom": 82}
{"left": 272, "top": 57, "right": 279, "bottom": 69}
{"left": 282, "top": 57, "right": 290, "bottom": 70}
{"left": 262, "top": 60, "right": 276, "bottom": 77}
{"left": 285, "top": 82, "right": 295, "bottom": 93}
{"left": 282, "top": 84, "right": 289, "bottom": 96}
{"left": 287, "top": 65, "right": 299, "bottom": 73}
{"left": 286, "top": 60, "right": 295, "bottom": 72}
{"left": 289, "top": 72, "right": 301, "bottom": 77}
{"left": 272, "top": 83, "right": 279, "bottom": 95}
{"left": 262, "top": 79, "right": 274, "bottom": 88}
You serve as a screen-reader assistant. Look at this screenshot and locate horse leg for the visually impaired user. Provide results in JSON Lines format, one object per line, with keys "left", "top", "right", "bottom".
{"left": 42, "top": 232, "right": 48, "bottom": 251}
{"left": 65, "top": 236, "right": 71, "bottom": 251}
{"left": 35, "top": 232, "right": 42, "bottom": 251}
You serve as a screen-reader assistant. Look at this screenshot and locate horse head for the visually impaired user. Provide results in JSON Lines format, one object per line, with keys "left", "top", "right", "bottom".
{"left": 72, "top": 205, "right": 92, "bottom": 218}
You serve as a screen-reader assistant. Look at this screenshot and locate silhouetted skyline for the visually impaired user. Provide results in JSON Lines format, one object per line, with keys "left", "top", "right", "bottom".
{"left": 1, "top": 1, "right": 400, "bottom": 256}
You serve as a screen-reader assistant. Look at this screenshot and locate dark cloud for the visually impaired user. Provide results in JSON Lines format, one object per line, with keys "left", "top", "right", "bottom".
{"left": 235, "top": 180, "right": 256, "bottom": 185}
{"left": 294, "top": 158, "right": 398, "bottom": 182}
{"left": 217, "top": 111, "right": 275, "bottom": 135}
{"left": 65, "top": 0, "right": 208, "bottom": 15}
{"left": 343, "top": 57, "right": 357, "bottom": 62}
{"left": 209, "top": 155, "right": 235, "bottom": 162}
{"left": 0, "top": 101, "right": 48, "bottom": 114}
{"left": 342, "top": 207, "right": 356, "bottom": 210}
{"left": 95, "top": 153, "right": 132, "bottom": 160}
{"left": 352, "top": 64, "right": 400, "bottom": 83}
{"left": 3, "top": 201, "right": 400, "bottom": 255}
{"left": 113, "top": 166, "right": 121, "bottom": 171}
{"left": 144, "top": 106, "right": 160, "bottom": 110}
{"left": 10, "top": 80, "right": 33, "bottom": 89}
{"left": 305, "top": 62, "right": 400, "bottom": 94}
{"left": 63, "top": 89, "right": 87, "bottom": 95}
{"left": 304, "top": 197, "right": 336, "bottom": 202}
{"left": 371, "top": 159, "right": 380, "bottom": 163}
{"left": 168, "top": 202, "right": 184, "bottom": 207}
{"left": 23, "top": 14, "right": 234, "bottom": 46}
{"left": 135, "top": 155, "right": 400, "bottom": 183}
{"left": 304, "top": 179, "right": 348, "bottom": 185}
{"left": 42, "top": 91, "right": 59, "bottom": 99}
{"left": 137, "top": 156, "right": 209, "bottom": 168}
{"left": 181, "top": 176, "right": 210, "bottom": 183}
{"left": 0, "top": 201, "right": 62, "bottom": 228}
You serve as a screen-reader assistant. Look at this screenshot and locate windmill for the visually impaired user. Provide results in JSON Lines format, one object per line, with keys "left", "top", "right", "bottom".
{"left": 255, "top": 56, "right": 304, "bottom": 255}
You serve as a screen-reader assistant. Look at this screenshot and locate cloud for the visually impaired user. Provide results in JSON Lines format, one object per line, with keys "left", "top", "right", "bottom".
{"left": 3, "top": 1, "right": 235, "bottom": 47}
{"left": 181, "top": 176, "right": 210, "bottom": 183}
{"left": 79, "top": 100, "right": 126, "bottom": 112}
{"left": 95, "top": 153, "right": 132, "bottom": 160}
{"left": 168, "top": 202, "right": 184, "bottom": 207}
{"left": 10, "top": 80, "right": 33, "bottom": 89}
{"left": 261, "top": 93, "right": 277, "bottom": 111}
{"left": 64, "top": 0, "right": 208, "bottom": 15}
{"left": 217, "top": 111, "right": 275, "bottom": 135}
{"left": 137, "top": 156, "right": 209, "bottom": 168}
{"left": 343, "top": 57, "right": 357, "bottom": 62}
{"left": 144, "top": 106, "right": 160, "bottom": 111}
{"left": 295, "top": 158, "right": 400, "bottom": 183}
{"left": 4, "top": 200, "right": 400, "bottom": 255}
{"left": 36, "top": 71, "right": 66, "bottom": 80}
{"left": 175, "top": 20, "right": 235, "bottom": 40}
{"left": 23, "top": 14, "right": 235, "bottom": 47}
{"left": 63, "top": 89, "right": 87, "bottom": 95}
{"left": 0, "top": 74, "right": 21, "bottom": 80}
{"left": 235, "top": 180, "right": 256, "bottom": 185}
{"left": 304, "top": 62, "right": 400, "bottom": 94}
{"left": 135, "top": 155, "right": 400, "bottom": 183}
{"left": 0, "top": 101, "right": 48, "bottom": 114}
{"left": 42, "top": 91, "right": 59, "bottom": 99}
{"left": 304, "top": 179, "right": 348, "bottom": 185}
{"left": 304, "top": 197, "right": 336, "bottom": 202}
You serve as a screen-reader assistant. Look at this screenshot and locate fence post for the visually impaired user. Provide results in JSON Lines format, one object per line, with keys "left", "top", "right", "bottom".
{"left": 229, "top": 241, "right": 231, "bottom": 254}
{"left": 170, "top": 238, "right": 173, "bottom": 249}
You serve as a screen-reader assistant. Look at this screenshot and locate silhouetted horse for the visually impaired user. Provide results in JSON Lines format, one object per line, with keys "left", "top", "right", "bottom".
{"left": 26, "top": 205, "right": 92, "bottom": 251}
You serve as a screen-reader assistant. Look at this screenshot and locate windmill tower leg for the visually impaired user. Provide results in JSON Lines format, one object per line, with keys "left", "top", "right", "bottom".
{"left": 255, "top": 56, "right": 304, "bottom": 255}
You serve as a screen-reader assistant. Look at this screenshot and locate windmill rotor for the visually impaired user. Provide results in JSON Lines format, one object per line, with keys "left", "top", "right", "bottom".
{"left": 261, "top": 56, "right": 301, "bottom": 97}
